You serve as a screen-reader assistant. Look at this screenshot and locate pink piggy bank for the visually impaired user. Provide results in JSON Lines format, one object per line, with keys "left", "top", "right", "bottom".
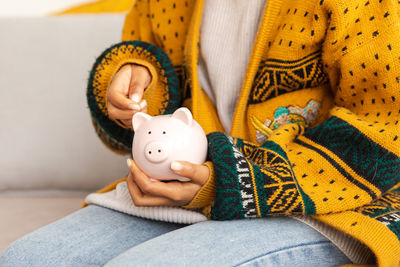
{"left": 132, "top": 107, "right": 208, "bottom": 181}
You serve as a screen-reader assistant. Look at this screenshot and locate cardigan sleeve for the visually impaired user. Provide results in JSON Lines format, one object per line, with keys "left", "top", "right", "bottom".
{"left": 86, "top": 41, "right": 181, "bottom": 154}
{"left": 199, "top": 0, "right": 400, "bottom": 220}
{"left": 86, "top": 0, "right": 181, "bottom": 154}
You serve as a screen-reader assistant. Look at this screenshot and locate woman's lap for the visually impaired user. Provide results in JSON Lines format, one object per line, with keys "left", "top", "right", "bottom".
{"left": 0, "top": 205, "right": 351, "bottom": 267}
{"left": 105, "top": 217, "right": 351, "bottom": 267}
{"left": 0, "top": 205, "right": 183, "bottom": 267}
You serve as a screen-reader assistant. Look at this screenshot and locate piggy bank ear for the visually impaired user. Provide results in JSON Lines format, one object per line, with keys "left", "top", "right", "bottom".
{"left": 171, "top": 107, "right": 193, "bottom": 126}
{"left": 132, "top": 112, "right": 152, "bottom": 131}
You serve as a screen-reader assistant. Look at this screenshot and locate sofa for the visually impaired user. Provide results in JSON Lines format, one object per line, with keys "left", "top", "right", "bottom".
{"left": 0, "top": 14, "right": 130, "bottom": 250}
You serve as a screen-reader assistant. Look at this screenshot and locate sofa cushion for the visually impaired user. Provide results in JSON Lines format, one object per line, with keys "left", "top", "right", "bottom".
{"left": 0, "top": 195, "right": 85, "bottom": 251}
{"left": 0, "top": 16, "right": 131, "bottom": 191}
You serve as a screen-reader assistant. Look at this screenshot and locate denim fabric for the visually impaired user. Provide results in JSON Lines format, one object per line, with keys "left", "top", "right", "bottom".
{"left": 0, "top": 205, "right": 351, "bottom": 267}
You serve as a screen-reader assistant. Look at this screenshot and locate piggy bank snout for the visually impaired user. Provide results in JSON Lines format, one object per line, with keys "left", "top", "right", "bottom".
{"left": 144, "top": 141, "right": 168, "bottom": 163}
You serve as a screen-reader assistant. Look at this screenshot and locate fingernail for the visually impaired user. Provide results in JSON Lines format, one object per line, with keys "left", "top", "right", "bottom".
{"left": 170, "top": 161, "right": 183, "bottom": 171}
{"left": 139, "top": 99, "right": 147, "bottom": 109}
{"left": 130, "top": 103, "right": 141, "bottom": 110}
{"left": 127, "top": 159, "right": 132, "bottom": 167}
{"left": 131, "top": 94, "right": 141, "bottom": 103}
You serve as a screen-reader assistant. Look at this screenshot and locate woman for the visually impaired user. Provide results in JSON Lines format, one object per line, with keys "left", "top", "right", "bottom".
{"left": 1, "top": 0, "right": 399, "bottom": 265}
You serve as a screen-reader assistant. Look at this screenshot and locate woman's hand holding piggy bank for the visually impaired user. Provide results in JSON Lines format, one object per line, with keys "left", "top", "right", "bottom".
{"left": 126, "top": 108, "right": 210, "bottom": 207}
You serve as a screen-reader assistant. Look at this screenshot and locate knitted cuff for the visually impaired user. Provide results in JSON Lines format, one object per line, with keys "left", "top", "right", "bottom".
{"left": 182, "top": 161, "right": 216, "bottom": 209}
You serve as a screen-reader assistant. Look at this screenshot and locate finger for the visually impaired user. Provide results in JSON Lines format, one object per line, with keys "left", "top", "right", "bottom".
{"left": 111, "top": 64, "right": 131, "bottom": 92}
{"left": 108, "top": 90, "right": 140, "bottom": 111}
{"left": 129, "top": 65, "right": 151, "bottom": 102}
{"left": 170, "top": 161, "right": 210, "bottom": 185}
{"left": 127, "top": 159, "right": 181, "bottom": 199}
{"left": 139, "top": 100, "right": 148, "bottom": 114}
{"left": 127, "top": 172, "right": 144, "bottom": 198}
{"left": 127, "top": 174, "right": 178, "bottom": 206}
{"left": 119, "top": 102, "right": 147, "bottom": 128}
{"left": 108, "top": 104, "right": 138, "bottom": 120}
{"left": 139, "top": 99, "right": 147, "bottom": 110}
{"left": 120, "top": 118, "right": 134, "bottom": 128}
{"left": 127, "top": 159, "right": 199, "bottom": 204}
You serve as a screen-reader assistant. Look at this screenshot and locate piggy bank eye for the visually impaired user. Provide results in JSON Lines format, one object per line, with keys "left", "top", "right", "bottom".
{"left": 148, "top": 131, "right": 151, "bottom": 134}
{"left": 162, "top": 131, "right": 166, "bottom": 134}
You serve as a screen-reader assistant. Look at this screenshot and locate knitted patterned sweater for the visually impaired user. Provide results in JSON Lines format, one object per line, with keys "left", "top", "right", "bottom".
{"left": 86, "top": 0, "right": 400, "bottom": 265}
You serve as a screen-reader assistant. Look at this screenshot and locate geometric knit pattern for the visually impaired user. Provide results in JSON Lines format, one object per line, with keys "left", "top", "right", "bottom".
{"left": 249, "top": 50, "right": 328, "bottom": 104}
{"left": 206, "top": 132, "right": 243, "bottom": 220}
{"left": 240, "top": 139, "right": 308, "bottom": 216}
{"left": 302, "top": 116, "right": 400, "bottom": 194}
{"left": 207, "top": 132, "right": 308, "bottom": 220}
{"left": 355, "top": 187, "right": 400, "bottom": 241}
{"left": 207, "top": 127, "right": 400, "bottom": 245}
{"left": 87, "top": 41, "right": 180, "bottom": 153}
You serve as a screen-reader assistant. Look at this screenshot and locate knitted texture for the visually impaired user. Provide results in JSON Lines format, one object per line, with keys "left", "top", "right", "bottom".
{"left": 197, "top": 0, "right": 267, "bottom": 132}
{"left": 87, "top": 40, "right": 180, "bottom": 153}
{"left": 85, "top": 181, "right": 207, "bottom": 224}
{"left": 87, "top": 0, "right": 400, "bottom": 265}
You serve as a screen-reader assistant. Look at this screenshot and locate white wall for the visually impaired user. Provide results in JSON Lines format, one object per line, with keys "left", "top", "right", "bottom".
{"left": 0, "top": 0, "right": 93, "bottom": 16}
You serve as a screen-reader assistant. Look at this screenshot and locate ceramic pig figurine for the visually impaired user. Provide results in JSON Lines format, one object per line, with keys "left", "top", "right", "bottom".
{"left": 131, "top": 107, "right": 208, "bottom": 181}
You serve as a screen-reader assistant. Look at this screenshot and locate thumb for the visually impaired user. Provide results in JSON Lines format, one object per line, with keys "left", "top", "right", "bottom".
{"left": 170, "top": 161, "right": 210, "bottom": 185}
{"left": 128, "top": 64, "right": 151, "bottom": 103}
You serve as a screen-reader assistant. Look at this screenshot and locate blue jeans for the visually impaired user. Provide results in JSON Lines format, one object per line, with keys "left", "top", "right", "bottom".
{"left": 0, "top": 205, "right": 351, "bottom": 266}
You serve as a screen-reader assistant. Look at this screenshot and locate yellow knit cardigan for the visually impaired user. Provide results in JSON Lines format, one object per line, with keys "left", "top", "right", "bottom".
{"left": 86, "top": 0, "right": 400, "bottom": 265}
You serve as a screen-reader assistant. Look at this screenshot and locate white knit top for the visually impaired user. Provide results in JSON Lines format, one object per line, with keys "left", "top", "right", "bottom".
{"left": 198, "top": 0, "right": 267, "bottom": 133}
